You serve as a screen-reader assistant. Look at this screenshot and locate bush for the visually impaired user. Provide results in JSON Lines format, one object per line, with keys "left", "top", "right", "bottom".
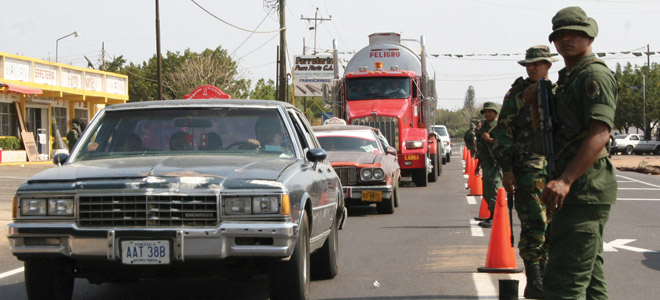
{"left": 0, "top": 136, "right": 24, "bottom": 150}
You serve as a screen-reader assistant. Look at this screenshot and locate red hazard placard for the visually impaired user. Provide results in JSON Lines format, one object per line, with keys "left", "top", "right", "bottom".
{"left": 184, "top": 85, "right": 231, "bottom": 99}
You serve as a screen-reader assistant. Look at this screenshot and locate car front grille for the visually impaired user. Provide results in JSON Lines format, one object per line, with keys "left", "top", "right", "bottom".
{"left": 351, "top": 116, "right": 399, "bottom": 150}
{"left": 333, "top": 167, "right": 358, "bottom": 186}
{"left": 78, "top": 195, "right": 218, "bottom": 227}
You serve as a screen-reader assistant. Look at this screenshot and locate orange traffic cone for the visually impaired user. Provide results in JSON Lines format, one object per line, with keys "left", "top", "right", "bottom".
{"left": 463, "top": 147, "right": 468, "bottom": 161}
{"left": 477, "top": 188, "right": 523, "bottom": 273}
{"left": 463, "top": 150, "right": 471, "bottom": 175}
{"left": 469, "top": 170, "right": 483, "bottom": 196}
{"left": 474, "top": 196, "right": 490, "bottom": 221}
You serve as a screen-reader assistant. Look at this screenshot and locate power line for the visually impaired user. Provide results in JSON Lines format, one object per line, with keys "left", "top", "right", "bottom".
{"left": 190, "top": 0, "right": 285, "bottom": 33}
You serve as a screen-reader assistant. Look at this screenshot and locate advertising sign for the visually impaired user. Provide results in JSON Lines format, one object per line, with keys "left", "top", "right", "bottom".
{"left": 293, "top": 55, "right": 334, "bottom": 97}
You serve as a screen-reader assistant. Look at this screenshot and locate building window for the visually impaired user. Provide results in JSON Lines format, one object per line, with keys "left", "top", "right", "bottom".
{"left": 53, "top": 107, "right": 67, "bottom": 136}
{"left": 0, "top": 102, "right": 18, "bottom": 137}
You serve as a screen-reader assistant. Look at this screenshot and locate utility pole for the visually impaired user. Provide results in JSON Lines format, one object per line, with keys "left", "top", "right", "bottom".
{"left": 301, "top": 8, "right": 331, "bottom": 55}
{"left": 278, "top": 0, "right": 287, "bottom": 102}
{"left": 155, "top": 0, "right": 163, "bottom": 100}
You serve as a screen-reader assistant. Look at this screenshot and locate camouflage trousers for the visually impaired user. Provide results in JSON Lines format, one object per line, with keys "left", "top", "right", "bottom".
{"left": 513, "top": 168, "right": 551, "bottom": 266}
{"left": 481, "top": 160, "right": 502, "bottom": 213}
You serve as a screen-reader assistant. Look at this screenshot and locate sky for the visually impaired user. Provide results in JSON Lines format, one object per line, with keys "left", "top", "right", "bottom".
{"left": 2, "top": 0, "right": 660, "bottom": 110}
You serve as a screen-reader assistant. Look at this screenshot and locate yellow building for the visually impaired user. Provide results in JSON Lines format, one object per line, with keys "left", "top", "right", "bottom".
{"left": 0, "top": 52, "right": 128, "bottom": 161}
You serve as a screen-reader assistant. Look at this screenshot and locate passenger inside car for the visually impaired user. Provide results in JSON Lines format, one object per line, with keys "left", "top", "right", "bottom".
{"left": 112, "top": 132, "right": 143, "bottom": 152}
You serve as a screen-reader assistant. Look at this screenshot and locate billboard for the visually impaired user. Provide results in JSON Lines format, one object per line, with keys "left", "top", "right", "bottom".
{"left": 293, "top": 55, "right": 334, "bottom": 97}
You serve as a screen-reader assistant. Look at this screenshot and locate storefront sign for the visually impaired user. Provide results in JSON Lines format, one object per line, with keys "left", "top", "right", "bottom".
{"left": 3, "top": 58, "right": 30, "bottom": 81}
{"left": 293, "top": 55, "right": 334, "bottom": 97}
{"left": 34, "top": 64, "right": 57, "bottom": 86}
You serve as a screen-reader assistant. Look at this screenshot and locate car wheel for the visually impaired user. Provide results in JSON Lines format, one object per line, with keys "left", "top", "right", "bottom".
{"left": 436, "top": 156, "right": 443, "bottom": 177}
{"left": 393, "top": 179, "right": 400, "bottom": 207}
{"left": 625, "top": 145, "right": 634, "bottom": 155}
{"left": 311, "top": 217, "right": 339, "bottom": 280}
{"left": 270, "top": 212, "right": 310, "bottom": 300}
{"left": 413, "top": 168, "right": 428, "bottom": 187}
{"left": 446, "top": 152, "right": 451, "bottom": 163}
{"left": 442, "top": 156, "right": 446, "bottom": 165}
{"left": 377, "top": 187, "right": 395, "bottom": 214}
{"left": 25, "top": 258, "right": 74, "bottom": 300}
{"left": 428, "top": 153, "right": 438, "bottom": 182}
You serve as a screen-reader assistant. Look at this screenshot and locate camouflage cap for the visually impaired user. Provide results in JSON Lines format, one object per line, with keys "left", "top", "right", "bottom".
{"left": 518, "top": 45, "right": 558, "bottom": 66}
{"left": 480, "top": 102, "right": 499, "bottom": 114}
{"left": 549, "top": 6, "right": 598, "bottom": 42}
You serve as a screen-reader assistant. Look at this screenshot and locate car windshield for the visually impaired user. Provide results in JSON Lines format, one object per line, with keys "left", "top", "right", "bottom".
{"left": 74, "top": 107, "right": 295, "bottom": 161}
{"left": 434, "top": 126, "right": 448, "bottom": 136}
{"left": 346, "top": 77, "right": 410, "bottom": 100}
{"left": 317, "top": 135, "right": 381, "bottom": 153}
{"left": 615, "top": 134, "right": 627, "bottom": 139}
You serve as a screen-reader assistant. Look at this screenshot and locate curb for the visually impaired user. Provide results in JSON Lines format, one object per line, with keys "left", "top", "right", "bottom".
{"left": 0, "top": 161, "right": 53, "bottom": 166}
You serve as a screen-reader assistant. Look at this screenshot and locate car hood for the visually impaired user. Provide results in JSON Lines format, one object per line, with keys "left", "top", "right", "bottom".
{"left": 21, "top": 155, "right": 297, "bottom": 191}
{"left": 325, "top": 151, "right": 379, "bottom": 165}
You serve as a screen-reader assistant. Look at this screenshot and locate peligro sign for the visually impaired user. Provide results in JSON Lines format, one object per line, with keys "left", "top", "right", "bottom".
{"left": 369, "top": 49, "right": 401, "bottom": 58}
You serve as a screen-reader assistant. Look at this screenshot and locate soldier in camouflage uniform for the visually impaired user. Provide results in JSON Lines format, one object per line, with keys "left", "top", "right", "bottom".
{"left": 463, "top": 123, "right": 477, "bottom": 158}
{"left": 492, "top": 45, "right": 557, "bottom": 299}
{"left": 475, "top": 102, "right": 502, "bottom": 228}
{"left": 525, "top": 7, "right": 617, "bottom": 300}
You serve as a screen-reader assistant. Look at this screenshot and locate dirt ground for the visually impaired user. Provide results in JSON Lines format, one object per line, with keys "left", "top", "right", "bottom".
{"left": 610, "top": 154, "right": 660, "bottom": 175}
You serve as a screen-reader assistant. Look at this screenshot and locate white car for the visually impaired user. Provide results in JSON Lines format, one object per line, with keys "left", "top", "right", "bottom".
{"left": 433, "top": 125, "right": 451, "bottom": 164}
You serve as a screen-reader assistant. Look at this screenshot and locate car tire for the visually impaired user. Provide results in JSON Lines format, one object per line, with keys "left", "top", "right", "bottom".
{"left": 654, "top": 147, "right": 660, "bottom": 155}
{"left": 311, "top": 216, "right": 339, "bottom": 280}
{"left": 377, "top": 187, "right": 395, "bottom": 214}
{"left": 25, "top": 258, "right": 74, "bottom": 300}
{"left": 393, "top": 179, "right": 400, "bottom": 207}
{"left": 413, "top": 168, "right": 428, "bottom": 187}
{"left": 446, "top": 152, "right": 451, "bottom": 163}
{"left": 625, "top": 145, "right": 634, "bottom": 155}
{"left": 436, "top": 156, "right": 443, "bottom": 177}
{"left": 428, "top": 154, "right": 438, "bottom": 182}
{"left": 270, "top": 212, "right": 310, "bottom": 300}
{"left": 442, "top": 156, "right": 446, "bottom": 165}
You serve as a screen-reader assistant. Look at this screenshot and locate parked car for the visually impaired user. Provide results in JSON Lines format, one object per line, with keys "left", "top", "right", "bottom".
{"left": 634, "top": 137, "right": 660, "bottom": 155}
{"left": 313, "top": 124, "right": 401, "bottom": 214}
{"left": 433, "top": 125, "right": 452, "bottom": 164}
{"left": 8, "top": 99, "right": 346, "bottom": 300}
{"left": 611, "top": 133, "right": 660, "bottom": 155}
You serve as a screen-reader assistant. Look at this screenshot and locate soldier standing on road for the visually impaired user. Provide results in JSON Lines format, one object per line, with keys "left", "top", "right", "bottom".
{"left": 463, "top": 123, "right": 477, "bottom": 158}
{"left": 525, "top": 7, "right": 617, "bottom": 300}
{"left": 476, "top": 102, "right": 502, "bottom": 228}
{"left": 492, "top": 45, "right": 557, "bottom": 299}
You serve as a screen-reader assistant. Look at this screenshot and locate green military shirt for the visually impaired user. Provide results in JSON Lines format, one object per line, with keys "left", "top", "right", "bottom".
{"left": 554, "top": 54, "right": 617, "bottom": 205}
{"left": 463, "top": 129, "right": 476, "bottom": 153}
{"left": 476, "top": 120, "right": 497, "bottom": 162}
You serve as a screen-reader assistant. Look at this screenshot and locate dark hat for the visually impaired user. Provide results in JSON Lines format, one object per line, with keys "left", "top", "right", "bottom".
{"left": 480, "top": 102, "right": 499, "bottom": 114}
{"left": 549, "top": 6, "right": 598, "bottom": 42}
{"left": 518, "top": 45, "right": 558, "bottom": 66}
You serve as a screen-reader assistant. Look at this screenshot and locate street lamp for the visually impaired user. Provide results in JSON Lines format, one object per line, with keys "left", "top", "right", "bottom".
{"left": 56, "top": 31, "right": 81, "bottom": 63}
{"left": 636, "top": 68, "right": 647, "bottom": 139}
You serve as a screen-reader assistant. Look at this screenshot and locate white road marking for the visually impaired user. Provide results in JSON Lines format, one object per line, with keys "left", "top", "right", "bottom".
{"left": 0, "top": 267, "right": 24, "bottom": 279}
{"left": 472, "top": 272, "right": 526, "bottom": 299}
{"left": 604, "top": 239, "right": 657, "bottom": 253}
{"left": 616, "top": 174, "right": 660, "bottom": 188}
{"left": 470, "top": 219, "right": 484, "bottom": 237}
{"left": 617, "top": 198, "right": 660, "bottom": 201}
{"left": 464, "top": 174, "right": 469, "bottom": 179}
{"left": 618, "top": 188, "right": 660, "bottom": 190}
{"left": 467, "top": 196, "right": 478, "bottom": 205}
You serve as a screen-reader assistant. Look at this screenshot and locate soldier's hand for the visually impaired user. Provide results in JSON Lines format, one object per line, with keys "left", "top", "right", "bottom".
{"left": 502, "top": 172, "right": 516, "bottom": 194}
{"left": 541, "top": 178, "right": 570, "bottom": 213}
{"left": 522, "top": 83, "right": 537, "bottom": 103}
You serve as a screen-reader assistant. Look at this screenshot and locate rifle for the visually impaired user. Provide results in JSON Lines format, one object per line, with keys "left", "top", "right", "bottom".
{"left": 536, "top": 78, "right": 556, "bottom": 179}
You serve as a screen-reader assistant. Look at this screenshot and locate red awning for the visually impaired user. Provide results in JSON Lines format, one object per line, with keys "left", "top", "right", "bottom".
{"left": 0, "top": 82, "right": 43, "bottom": 95}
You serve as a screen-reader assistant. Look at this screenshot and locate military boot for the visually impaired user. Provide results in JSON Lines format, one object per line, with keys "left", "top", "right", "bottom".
{"left": 524, "top": 263, "right": 544, "bottom": 299}
{"left": 478, "top": 211, "right": 494, "bottom": 228}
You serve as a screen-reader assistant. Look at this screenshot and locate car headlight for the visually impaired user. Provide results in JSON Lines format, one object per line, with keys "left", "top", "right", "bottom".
{"left": 20, "top": 198, "right": 74, "bottom": 217}
{"left": 225, "top": 197, "right": 252, "bottom": 215}
{"left": 406, "top": 140, "right": 424, "bottom": 149}
{"left": 21, "top": 199, "right": 47, "bottom": 216}
{"left": 360, "top": 169, "right": 373, "bottom": 180}
{"left": 253, "top": 196, "right": 279, "bottom": 214}
{"left": 372, "top": 168, "right": 385, "bottom": 180}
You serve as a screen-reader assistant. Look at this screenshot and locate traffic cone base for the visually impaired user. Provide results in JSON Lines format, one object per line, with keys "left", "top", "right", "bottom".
{"left": 469, "top": 173, "right": 483, "bottom": 196}
{"left": 477, "top": 188, "right": 523, "bottom": 274}
{"left": 474, "top": 197, "right": 490, "bottom": 221}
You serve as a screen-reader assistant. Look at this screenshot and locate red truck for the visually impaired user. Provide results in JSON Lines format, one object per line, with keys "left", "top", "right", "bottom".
{"left": 333, "top": 32, "right": 440, "bottom": 186}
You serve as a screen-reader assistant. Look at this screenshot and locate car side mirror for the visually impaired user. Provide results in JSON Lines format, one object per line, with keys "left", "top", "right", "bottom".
{"left": 306, "top": 148, "right": 327, "bottom": 169}
{"left": 53, "top": 153, "right": 69, "bottom": 166}
{"left": 386, "top": 146, "right": 397, "bottom": 156}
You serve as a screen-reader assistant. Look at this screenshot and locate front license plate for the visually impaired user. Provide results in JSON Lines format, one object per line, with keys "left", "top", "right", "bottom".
{"left": 121, "top": 240, "right": 170, "bottom": 265}
{"left": 361, "top": 191, "right": 382, "bottom": 202}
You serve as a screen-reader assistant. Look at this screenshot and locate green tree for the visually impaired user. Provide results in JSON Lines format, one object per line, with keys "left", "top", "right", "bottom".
{"left": 614, "top": 62, "right": 660, "bottom": 139}
{"left": 249, "top": 79, "right": 276, "bottom": 100}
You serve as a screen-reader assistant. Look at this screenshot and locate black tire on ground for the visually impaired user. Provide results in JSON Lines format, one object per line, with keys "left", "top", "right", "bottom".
{"left": 447, "top": 153, "right": 451, "bottom": 163}
{"left": 412, "top": 168, "right": 428, "bottom": 187}
{"left": 393, "top": 179, "right": 400, "bottom": 207}
{"left": 442, "top": 156, "right": 446, "bottom": 165}
{"left": 654, "top": 147, "right": 660, "bottom": 155}
{"left": 270, "top": 213, "right": 310, "bottom": 300}
{"left": 377, "top": 186, "right": 395, "bottom": 214}
{"left": 311, "top": 217, "right": 339, "bottom": 279}
{"left": 625, "top": 145, "right": 634, "bottom": 155}
{"left": 25, "top": 258, "right": 75, "bottom": 300}
{"left": 436, "top": 156, "right": 443, "bottom": 177}
{"left": 428, "top": 154, "right": 438, "bottom": 182}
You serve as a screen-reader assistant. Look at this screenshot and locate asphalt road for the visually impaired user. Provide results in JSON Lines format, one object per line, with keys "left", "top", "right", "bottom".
{"left": 0, "top": 153, "right": 659, "bottom": 299}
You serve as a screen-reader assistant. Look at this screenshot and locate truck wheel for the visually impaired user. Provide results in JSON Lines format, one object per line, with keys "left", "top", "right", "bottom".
{"left": 377, "top": 187, "right": 395, "bottom": 214}
{"left": 654, "top": 147, "right": 660, "bottom": 155}
{"left": 413, "top": 168, "right": 428, "bottom": 187}
{"left": 625, "top": 145, "right": 634, "bottom": 155}
{"left": 25, "top": 258, "right": 74, "bottom": 300}
{"left": 311, "top": 217, "right": 339, "bottom": 279}
{"left": 270, "top": 212, "right": 310, "bottom": 300}
{"left": 428, "top": 154, "right": 438, "bottom": 182}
